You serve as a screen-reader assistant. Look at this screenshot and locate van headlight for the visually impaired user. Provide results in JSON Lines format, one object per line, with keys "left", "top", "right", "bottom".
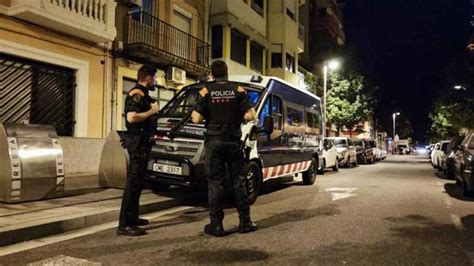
{"left": 466, "top": 155, "right": 473, "bottom": 170}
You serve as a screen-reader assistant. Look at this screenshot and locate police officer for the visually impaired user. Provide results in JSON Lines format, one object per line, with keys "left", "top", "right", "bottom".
{"left": 117, "top": 65, "right": 159, "bottom": 236}
{"left": 191, "top": 60, "right": 258, "bottom": 237}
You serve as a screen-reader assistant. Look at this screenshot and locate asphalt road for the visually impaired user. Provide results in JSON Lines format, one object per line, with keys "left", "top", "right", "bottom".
{"left": 2, "top": 154, "right": 474, "bottom": 265}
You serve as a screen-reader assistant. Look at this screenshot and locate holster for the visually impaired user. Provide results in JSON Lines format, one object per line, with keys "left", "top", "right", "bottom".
{"left": 121, "top": 133, "right": 154, "bottom": 160}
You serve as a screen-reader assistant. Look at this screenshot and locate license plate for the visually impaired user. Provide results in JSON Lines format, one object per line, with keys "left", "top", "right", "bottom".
{"left": 153, "top": 163, "right": 183, "bottom": 175}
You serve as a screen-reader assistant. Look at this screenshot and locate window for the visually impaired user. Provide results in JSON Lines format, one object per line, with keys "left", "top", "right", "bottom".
{"left": 231, "top": 29, "right": 247, "bottom": 65}
{"left": 211, "top": 25, "right": 223, "bottom": 58}
{"left": 131, "top": 0, "right": 155, "bottom": 26}
{"left": 287, "top": 107, "right": 303, "bottom": 126}
{"left": 469, "top": 136, "right": 474, "bottom": 149}
{"left": 250, "top": 41, "right": 264, "bottom": 73}
{"left": 251, "top": 0, "right": 264, "bottom": 17}
{"left": 286, "top": 53, "right": 295, "bottom": 73}
{"left": 271, "top": 53, "right": 282, "bottom": 68}
{"left": 286, "top": 8, "right": 295, "bottom": 20}
{"left": 258, "top": 95, "right": 282, "bottom": 130}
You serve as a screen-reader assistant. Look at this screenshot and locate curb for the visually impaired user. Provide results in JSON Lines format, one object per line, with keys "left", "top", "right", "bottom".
{"left": 0, "top": 196, "right": 179, "bottom": 247}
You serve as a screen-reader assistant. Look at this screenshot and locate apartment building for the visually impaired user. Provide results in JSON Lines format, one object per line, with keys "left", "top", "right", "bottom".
{"left": 210, "top": 0, "right": 304, "bottom": 85}
{"left": 299, "top": 0, "right": 344, "bottom": 72}
{"left": 0, "top": 0, "right": 117, "bottom": 138}
{"left": 113, "top": 0, "right": 210, "bottom": 130}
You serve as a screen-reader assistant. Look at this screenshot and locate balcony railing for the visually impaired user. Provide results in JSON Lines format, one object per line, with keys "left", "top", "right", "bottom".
{"left": 4, "top": 0, "right": 116, "bottom": 42}
{"left": 298, "top": 23, "right": 305, "bottom": 41}
{"left": 124, "top": 11, "right": 210, "bottom": 75}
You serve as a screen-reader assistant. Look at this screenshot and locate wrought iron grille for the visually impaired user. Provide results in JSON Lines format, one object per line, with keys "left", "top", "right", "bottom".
{"left": 0, "top": 54, "right": 76, "bottom": 136}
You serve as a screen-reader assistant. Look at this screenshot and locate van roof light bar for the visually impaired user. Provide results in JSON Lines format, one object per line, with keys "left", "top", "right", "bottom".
{"left": 250, "top": 75, "right": 263, "bottom": 83}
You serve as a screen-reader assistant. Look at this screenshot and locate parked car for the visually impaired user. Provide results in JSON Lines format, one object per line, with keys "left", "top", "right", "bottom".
{"left": 318, "top": 138, "right": 339, "bottom": 174}
{"left": 430, "top": 142, "right": 440, "bottom": 165}
{"left": 455, "top": 132, "right": 474, "bottom": 196}
{"left": 433, "top": 141, "right": 449, "bottom": 170}
{"left": 368, "top": 139, "right": 382, "bottom": 161}
{"left": 352, "top": 139, "right": 375, "bottom": 164}
{"left": 379, "top": 149, "right": 387, "bottom": 160}
{"left": 442, "top": 136, "right": 464, "bottom": 179}
{"left": 328, "top": 137, "right": 357, "bottom": 167}
{"left": 427, "top": 144, "right": 435, "bottom": 159}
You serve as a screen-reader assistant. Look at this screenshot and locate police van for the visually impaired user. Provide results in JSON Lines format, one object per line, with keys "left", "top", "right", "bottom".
{"left": 148, "top": 75, "right": 323, "bottom": 203}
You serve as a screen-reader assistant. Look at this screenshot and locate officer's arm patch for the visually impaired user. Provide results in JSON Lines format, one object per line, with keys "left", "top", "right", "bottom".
{"left": 237, "top": 86, "right": 247, "bottom": 94}
{"left": 199, "top": 87, "right": 209, "bottom": 97}
{"left": 129, "top": 89, "right": 145, "bottom": 103}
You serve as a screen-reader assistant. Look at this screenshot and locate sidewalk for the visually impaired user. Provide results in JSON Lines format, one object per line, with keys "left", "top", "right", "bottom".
{"left": 0, "top": 176, "right": 179, "bottom": 247}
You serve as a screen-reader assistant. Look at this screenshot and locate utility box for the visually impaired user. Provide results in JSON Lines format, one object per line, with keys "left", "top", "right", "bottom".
{"left": 98, "top": 131, "right": 129, "bottom": 189}
{"left": 0, "top": 123, "right": 65, "bottom": 203}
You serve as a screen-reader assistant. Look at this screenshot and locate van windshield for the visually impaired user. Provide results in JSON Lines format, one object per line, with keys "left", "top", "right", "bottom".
{"left": 160, "top": 83, "right": 262, "bottom": 118}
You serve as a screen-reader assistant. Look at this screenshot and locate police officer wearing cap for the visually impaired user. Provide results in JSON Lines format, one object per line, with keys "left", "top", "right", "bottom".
{"left": 117, "top": 65, "right": 159, "bottom": 236}
{"left": 191, "top": 60, "right": 258, "bottom": 237}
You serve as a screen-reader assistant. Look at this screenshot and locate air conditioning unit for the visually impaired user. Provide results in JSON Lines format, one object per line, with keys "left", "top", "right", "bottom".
{"left": 116, "top": 0, "right": 142, "bottom": 8}
{"left": 166, "top": 67, "right": 186, "bottom": 85}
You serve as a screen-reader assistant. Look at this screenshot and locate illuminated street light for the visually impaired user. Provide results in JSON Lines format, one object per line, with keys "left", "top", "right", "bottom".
{"left": 323, "top": 59, "right": 341, "bottom": 137}
{"left": 454, "top": 85, "right": 467, "bottom": 90}
{"left": 392, "top": 112, "right": 400, "bottom": 139}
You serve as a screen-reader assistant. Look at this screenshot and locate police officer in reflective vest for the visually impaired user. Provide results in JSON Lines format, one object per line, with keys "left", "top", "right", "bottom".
{"left": 191, "top": 60, "right": 258, "bottom": 237}
{"left": 117, "top": 65, "right": 159, "bottom": 236}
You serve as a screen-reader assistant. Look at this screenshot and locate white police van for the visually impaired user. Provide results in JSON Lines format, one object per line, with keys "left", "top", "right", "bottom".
{"left": 147, "top": 75, "right": 323, "bottom": 203}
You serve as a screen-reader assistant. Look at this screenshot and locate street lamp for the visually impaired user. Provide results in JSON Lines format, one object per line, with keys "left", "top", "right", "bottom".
{"left": 323, "top": 59, "right": 340, "bottom": 137}
{"left": 454, "top": 85, "right": 467, "bottom": 90}
{"left": 392, "top": 112, "right": 400, "bottom": 139}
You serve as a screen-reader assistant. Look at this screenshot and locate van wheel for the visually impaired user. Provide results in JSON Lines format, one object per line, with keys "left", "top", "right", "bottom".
{"left": 302, "top": 157, "right": 318, "bottom": 185}
{"left": 318, "top": 160, "right": 326, "bottom": 175}
{"left": 243, "top": 161, "right": 262, "bottom": 205}
{"left": 332, "top": 159, "right": 339, "bottom": 171}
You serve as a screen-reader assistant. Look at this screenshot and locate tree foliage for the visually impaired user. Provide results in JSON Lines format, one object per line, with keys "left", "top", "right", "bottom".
{"left": 326, "top": 71, "right": 376, "bottom": 133}
{"left": 429, "top": 88, "right": 474, "bottom": 141}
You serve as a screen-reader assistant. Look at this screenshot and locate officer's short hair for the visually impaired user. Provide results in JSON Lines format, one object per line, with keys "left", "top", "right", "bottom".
{"left": 211, "top": 60, "right": 228, "bottom": 78}
{"left": 138, "top": 65, "right": 157, "bottom": 82}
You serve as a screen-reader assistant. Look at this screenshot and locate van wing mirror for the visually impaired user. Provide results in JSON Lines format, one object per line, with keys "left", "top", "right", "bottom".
{"left": 257, "top": 116, "right": 274, "bottom": 135}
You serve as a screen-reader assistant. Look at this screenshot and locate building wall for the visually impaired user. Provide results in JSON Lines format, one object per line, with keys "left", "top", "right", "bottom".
{"left": 0, "top": 16, "right": 110, "bottom": 138}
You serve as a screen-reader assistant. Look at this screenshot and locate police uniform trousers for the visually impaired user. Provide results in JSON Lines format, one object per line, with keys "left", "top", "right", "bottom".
{"left": 205, "top": 140, "right": 249, "bottom": 222}
{"left": 119, "top": 139, "right": 152, "bottom": 228}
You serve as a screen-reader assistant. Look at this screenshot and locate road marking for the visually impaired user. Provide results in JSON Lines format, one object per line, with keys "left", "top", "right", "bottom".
{"left": 27, "top": 255, "right": 101, "bottom": 266}
{"left": 451, "top": 214, "right": 465, "bottom": 231}
{"left": 325, "top": 187, "right": 358, "bottom": 201}
{"left": 444, "top": 198, "right": 453, "bottom": 209}
{"left": 0, "top": 206, "right": 193, "bottom": 257}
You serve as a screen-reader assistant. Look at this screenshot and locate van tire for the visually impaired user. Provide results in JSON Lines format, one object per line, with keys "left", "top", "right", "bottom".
{"left": 303, "top": 157, "right": 318, "bottom": 185}
{"left": 243, "top": 161, "right": 262, "bottom": 205}
{"left": 318, "top": 159, "right": 326, "bottom": 175}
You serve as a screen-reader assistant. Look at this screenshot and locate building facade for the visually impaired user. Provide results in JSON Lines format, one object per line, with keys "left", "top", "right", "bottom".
{"left": 0, "top": 0, "right": 117, "bottom": 138}
{"left": 210, "top": 0, "right": 304, "bottom": 85}
{"left": 113, "top": 0, "right": 210, "bottom": 131}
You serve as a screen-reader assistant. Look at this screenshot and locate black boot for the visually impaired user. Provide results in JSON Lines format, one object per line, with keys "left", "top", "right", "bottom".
{"left": 239, "top": 214, "right": 258, "bottom": 234}
{"left": 204, "top": 218, "right": 225, "bottom": 237}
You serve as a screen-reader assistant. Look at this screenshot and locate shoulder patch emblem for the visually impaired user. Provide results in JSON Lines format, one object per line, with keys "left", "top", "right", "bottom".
{"left": 132, "top": 94, "right": 142, "bottom": 103}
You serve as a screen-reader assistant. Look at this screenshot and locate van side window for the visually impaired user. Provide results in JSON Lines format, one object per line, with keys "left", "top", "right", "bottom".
{"left": 287, "top": 107, "right": 303, "bottom": 126}
{"left": 306, "top": 112, "right": 320, "bottom": 129}
{"left": 272, "top": 95, "right": 283, "bottom": 130}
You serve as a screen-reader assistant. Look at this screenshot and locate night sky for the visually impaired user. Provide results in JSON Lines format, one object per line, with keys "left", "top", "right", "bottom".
{"left": 344, "top": 0, "right": 472, "bottom": 143}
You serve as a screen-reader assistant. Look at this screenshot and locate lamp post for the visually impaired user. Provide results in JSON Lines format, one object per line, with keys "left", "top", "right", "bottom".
{"left": 323, "top": 60, "right": 340, "bottom": 137}
{"left": 392, "top": 112, "right": 400, "bottom": 139}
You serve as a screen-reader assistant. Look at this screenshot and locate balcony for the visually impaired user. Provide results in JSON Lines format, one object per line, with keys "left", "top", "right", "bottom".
{"left": 123, "top": 12, "right": 210, "bottom": 76}
{"left": 2, "top": 0, "right": 117, "bottom": 43}
{"left": 313, "top": 16, "right": 345, "bottom": 44}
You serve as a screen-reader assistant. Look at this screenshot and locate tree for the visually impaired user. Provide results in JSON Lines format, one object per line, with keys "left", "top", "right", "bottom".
{"left": 304, "top": 72, "right": 323, "bottom": 97}
{"left": 326, "top": 72, "right": 376, "bottom": 136}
